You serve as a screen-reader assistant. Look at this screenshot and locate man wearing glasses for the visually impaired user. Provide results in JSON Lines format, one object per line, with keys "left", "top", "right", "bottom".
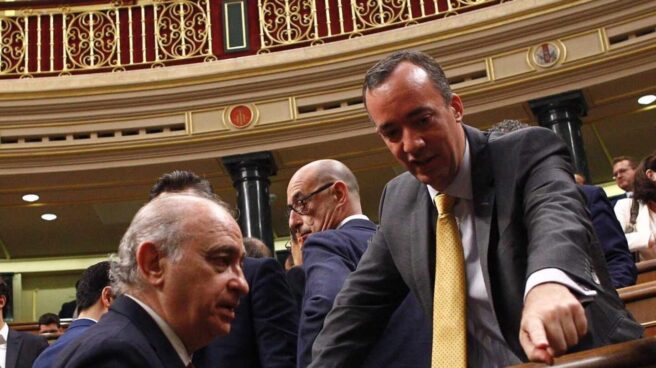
{"left": 286, "top": 159, "right": 430, "bottom": 368}
{"left": 611, "top": 156, "right": 637, "bottom": 207}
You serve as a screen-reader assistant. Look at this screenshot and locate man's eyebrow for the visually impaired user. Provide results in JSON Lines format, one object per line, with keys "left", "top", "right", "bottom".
{"left": 376, "top": 107, "right": 432, "bottom": 133}
{"left": 290, "top": 190, "right": 306, "bottom": 201}
{"left": 407, "top": 106, "right": 431, "bottom": 119}
{"left": 206, "top": 244, "right": 240, "bottom": 257}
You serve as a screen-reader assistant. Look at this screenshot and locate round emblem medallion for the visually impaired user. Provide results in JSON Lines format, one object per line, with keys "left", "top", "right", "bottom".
{"left": 531, "top": 42, "right": 562, "bottom": 68}
{"left": 226, "top": 104, "right": 257, "bottom": 129}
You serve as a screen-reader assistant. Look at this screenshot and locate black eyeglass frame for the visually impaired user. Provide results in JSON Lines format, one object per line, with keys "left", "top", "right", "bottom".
{"left": 286, "top": 181, "right": 335, "bottom": 216}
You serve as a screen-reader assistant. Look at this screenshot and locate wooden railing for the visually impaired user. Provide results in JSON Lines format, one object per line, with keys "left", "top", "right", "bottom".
{"left": 637, "top": 259, "right": 656, "bottom": 284}
{"left": 619, "top": 280, "right": 656, "bottom": 337}
{"left": 508, "top": 336, "right": 656, "bottom": 367}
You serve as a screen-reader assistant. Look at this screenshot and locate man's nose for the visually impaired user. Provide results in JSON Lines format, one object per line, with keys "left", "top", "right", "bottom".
{"left": 289, "top": 209, "right": 302, "bottom": 228}
{"left": 229, "top": 264, "right": 249, "bottom": 296}
{"left": 402, "top": 129, "right": 425, "bottom": 154}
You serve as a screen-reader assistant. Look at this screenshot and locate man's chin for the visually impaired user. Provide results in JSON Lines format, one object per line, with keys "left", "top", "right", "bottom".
{"left": 412, "top": 171, "right": 441, "bottom": 189}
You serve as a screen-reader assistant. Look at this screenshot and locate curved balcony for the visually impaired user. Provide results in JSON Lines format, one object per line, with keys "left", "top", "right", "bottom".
{"left": 0, "top": 0, "right": 654, "bottom": 264}
{"left": 0, "top": 0, "right": 504, "bottom": 78}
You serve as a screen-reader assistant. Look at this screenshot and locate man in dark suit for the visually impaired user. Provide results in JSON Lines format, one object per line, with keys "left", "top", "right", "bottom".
{"left": 310, "top": 51, "right": 642, "bottom": 367}
{"left": 193, "top": 257, "right": 298, "bottom": 368}
{"left": 149, "top": 170, "right": 298, "bottom": 368}
{"left": 0, "top": 278, "right": 48, "bottom": 368}
{"left": 580, "top": 184, "right": 637, "bottom": 288}
{"left": 34, "top": 261, "right": 113, "bottom": 368}
{"left": 287, "top": 159, "right": 431, "bottom": 368}
{"left": 54, "top": 194, "right": 249, "bottom": 367}
{"left": 489, "top": 121, "right": 637, "bottom": 290}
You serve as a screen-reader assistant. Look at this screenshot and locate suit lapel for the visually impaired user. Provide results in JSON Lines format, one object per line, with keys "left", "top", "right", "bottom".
{"left": 409, "top": 180, "right": 434, "bottom": 315}
{"left": 113, "top": 296, "right": 186, "bottom": 368}
{"left": 6, "top": 329, "right": 22, "bottom": 368}
{"left": 464, "top": 125, "right": 496, "bottom": 303}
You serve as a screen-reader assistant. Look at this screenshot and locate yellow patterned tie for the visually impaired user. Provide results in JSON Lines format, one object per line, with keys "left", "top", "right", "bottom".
{"left": 432, "top": 193, "right": 467, "bottom": 368}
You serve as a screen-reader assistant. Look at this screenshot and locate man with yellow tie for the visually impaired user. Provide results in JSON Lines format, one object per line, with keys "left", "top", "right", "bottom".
{"left": 309, "top": 50, "right": 643, "bottom": 367}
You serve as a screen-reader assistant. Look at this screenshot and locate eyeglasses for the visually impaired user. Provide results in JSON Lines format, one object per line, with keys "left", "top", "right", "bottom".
{"left": 286, "top": 182, "right": 334, "bottom": 216}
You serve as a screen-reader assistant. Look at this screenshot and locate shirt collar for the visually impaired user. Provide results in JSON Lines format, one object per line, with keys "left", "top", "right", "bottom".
{"left": 337, "top": 214, "right": 369, "bottom": 229}
{"left": 125, "top": 294, "right": 192, "bottom": 366}
{"left": 0, "top": 321, "right": 8, "bottom": 345}
{"left": 428, "top": 136, "right": 472, "bottom": 201}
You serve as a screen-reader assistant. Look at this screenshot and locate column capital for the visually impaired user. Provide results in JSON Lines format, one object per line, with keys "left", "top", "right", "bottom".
{"left": 222, "top": 151, "right": 277, "bottom": 181}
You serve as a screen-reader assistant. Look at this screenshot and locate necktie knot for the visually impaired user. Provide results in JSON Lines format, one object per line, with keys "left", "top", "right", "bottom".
{"left": 435, "top": 193, "right": 456, "bottom": 216}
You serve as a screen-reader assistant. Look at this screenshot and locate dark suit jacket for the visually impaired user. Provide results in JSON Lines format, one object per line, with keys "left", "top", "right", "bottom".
{"left": 581, "top": 184, "right": 637, "bottom": 288}
{"left": 5, "top": 328, "right": 48, "bottom": 368}
{"left": 53, "top": 296, "right": 185, "bottom": 368}
{"left": 299, "top": 218, "right": 431, "bottom": 368}
{"left": 285, "top": 266, "right": 305, "bottom": 315}
{"left": 193, "top": 257, "right": 298, "bottom": 368}
{"left": 310, "top": 126, "right": 642, "bottom": 367}
{"left": 33, "top": 318, "right": 96, "bottom": 368}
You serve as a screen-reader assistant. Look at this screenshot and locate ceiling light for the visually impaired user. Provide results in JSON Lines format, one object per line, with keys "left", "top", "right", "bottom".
{"left": 638, "top": 94, "right": 656, "bottom": 105}
{"left": 41, "top": 213, "right": 57, "bottom": 221}
{"left": 22, "top": 194, "right": 40, "bottom": 202}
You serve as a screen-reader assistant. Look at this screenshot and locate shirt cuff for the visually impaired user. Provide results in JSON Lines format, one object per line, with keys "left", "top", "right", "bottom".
{"left": 525, "top": 268, "right": 597, "bottom": 303}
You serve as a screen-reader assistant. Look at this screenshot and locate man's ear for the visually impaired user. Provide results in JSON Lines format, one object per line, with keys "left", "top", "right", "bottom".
{"left": 332, "top": 181, "right": 348, "bottom": 205}
{"left": 100, "top": 286, "right": 113, "bottom": 308}
{"left": 135, "top": 242, "right": 166, "bottom": 287}
{"left": 0, "top": 295, "right": 5, "bottom": 310}
{"left": 449, "top": 94, "right": 464, "bottom": 123}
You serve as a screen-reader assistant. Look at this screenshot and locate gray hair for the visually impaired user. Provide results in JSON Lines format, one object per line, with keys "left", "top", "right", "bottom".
{"left": 110, "top": 195, "right": 204, "bottom": 295}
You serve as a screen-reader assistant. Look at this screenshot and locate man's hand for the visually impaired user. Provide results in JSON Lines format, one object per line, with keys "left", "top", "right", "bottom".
{"left": 291, "top": 233, "right": 304, "bottom": 266}
{"left": 519, "top": 283, "right": 588, "bottom": 364}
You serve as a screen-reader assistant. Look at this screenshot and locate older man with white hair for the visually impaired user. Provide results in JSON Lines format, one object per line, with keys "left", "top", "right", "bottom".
{"left": 54, "top": 194, "right": 249, "bottom": 368}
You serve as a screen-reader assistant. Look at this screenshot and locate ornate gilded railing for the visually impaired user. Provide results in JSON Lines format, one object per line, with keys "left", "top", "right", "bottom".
{"left": 0, "top": 0, "right": 216, "bottom": 77}
{"left": 0, "top": 0, "right": 507, "bottom": 78}
{"left": 257, "top": 0, "right": 504, "bottom": 52}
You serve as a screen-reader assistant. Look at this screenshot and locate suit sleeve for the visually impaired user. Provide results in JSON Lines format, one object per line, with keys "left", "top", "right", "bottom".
{"left": 308, "top": 188, "right": 410, "bottom": 368}
{"left": 585, "top": 186, "right": 636, "bottom": 288}
{"left": 251, "top": 258, "right": 298, "bottom": 368}
{"left": 297, "top": 234, "right": 359, "bottom": 368}
{"left": 519, "top": 129, "right": 603, "bottom": 286}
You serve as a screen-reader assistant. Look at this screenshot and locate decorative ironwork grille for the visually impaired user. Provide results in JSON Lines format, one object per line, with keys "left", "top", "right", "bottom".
{"left": 257, "top": 0, "right": 502, "bottom": 52}
{"left": 0, "top": 0, "right": 506, "bottom": 78}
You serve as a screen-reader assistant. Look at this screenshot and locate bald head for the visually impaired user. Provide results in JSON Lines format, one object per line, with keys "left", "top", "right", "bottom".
{"left": 287, "top": 160, "right": 363, "bottom": 240}
{"left": 291, "top": 159, "right": 361, "bottom": 202}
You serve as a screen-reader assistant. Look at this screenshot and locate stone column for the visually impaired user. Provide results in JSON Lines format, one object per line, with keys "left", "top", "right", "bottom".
{"left": 529, "top": 91, "right": 590, "bottom": 182}
{"left": 222, "top": 151, "right": 277, "bottom": 254}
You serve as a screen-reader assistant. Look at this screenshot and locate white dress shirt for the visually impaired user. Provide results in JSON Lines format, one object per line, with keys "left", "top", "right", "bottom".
{"left": 125, "top": 294, "right": 192, "bottom": 367}
{"left": 426, "top": 138, "right": 594, "bottom": 367}
{"left": 614, "top": 198, "right": 656, "bottom": 259}
{"left": 0, "top": 322, "right": 7, "bottom": 368}
{"left": 337, "top": 214, "right": 369, "bottom": 229}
